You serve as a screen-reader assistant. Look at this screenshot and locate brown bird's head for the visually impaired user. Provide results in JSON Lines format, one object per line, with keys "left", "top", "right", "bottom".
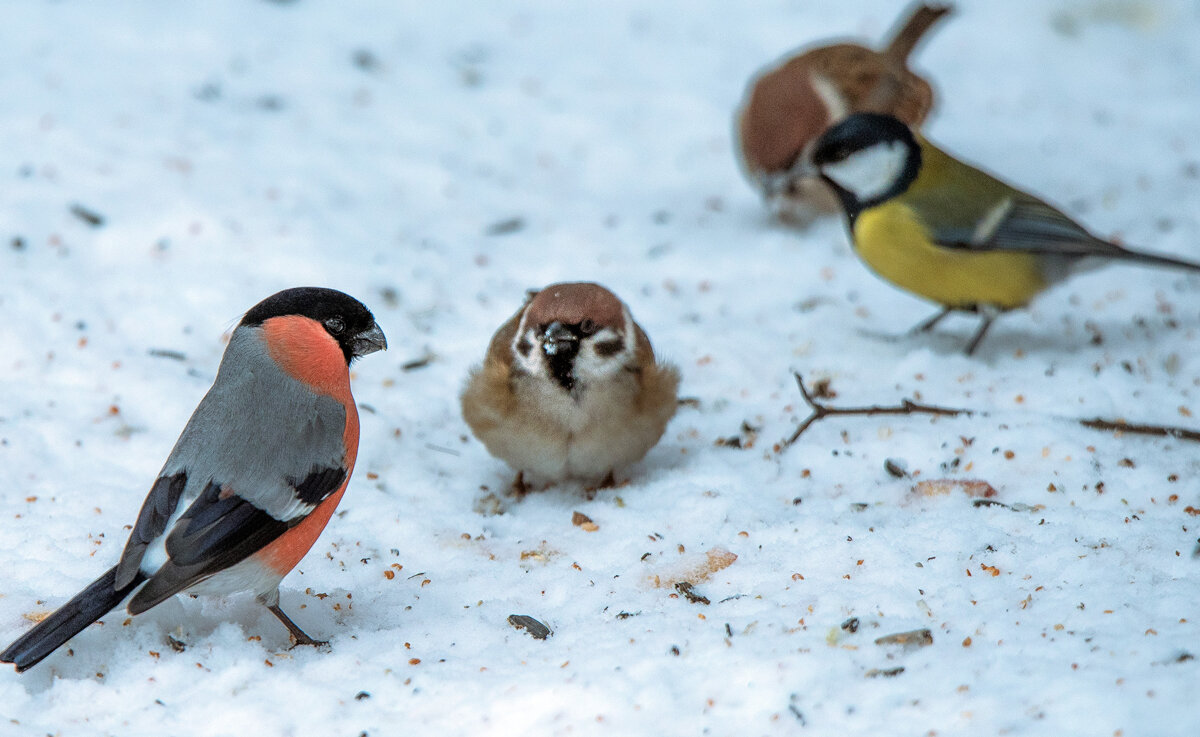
{"left": 512, "top": 282, "right": 635, "bottom": 394}
{"left": 735, "top": 4, "right": 950, "bottom": 220}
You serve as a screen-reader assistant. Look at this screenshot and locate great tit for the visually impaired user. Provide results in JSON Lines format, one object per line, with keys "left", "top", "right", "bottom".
{"left": 809, "top": 112, "right": 1200, "bottom": 354}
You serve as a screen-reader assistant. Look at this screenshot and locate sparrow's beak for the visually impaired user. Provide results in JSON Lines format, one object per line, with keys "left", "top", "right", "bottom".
{"left": 350, "top": 322, "right": 388, "bottom": 357}
{"left": 761, "top": 149, "right": 819, "bottom": 198}
{"left": 541, "top": 322, "right": 578, "bottom": 357}
{"left": 760, "top": 171, "right": 793, "bottom": 199}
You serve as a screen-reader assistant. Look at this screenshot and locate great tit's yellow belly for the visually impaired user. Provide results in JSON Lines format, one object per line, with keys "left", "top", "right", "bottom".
{"left": 853, "top": 202, "right": 1049, "bottom": 310}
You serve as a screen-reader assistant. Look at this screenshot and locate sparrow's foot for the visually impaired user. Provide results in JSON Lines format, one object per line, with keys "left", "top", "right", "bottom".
{"left": 584, "top": 471, "right": 617, "bottom": 499}
{"left": 510, "top": 471, "right": 529, "bottom": 499}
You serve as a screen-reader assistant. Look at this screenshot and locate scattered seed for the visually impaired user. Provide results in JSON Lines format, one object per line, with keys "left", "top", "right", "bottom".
{"left": 507, "top": 614, "right": 552, "bottom": 640}
{"left": 674, "top": 581, "right": 710, "bottom": 605}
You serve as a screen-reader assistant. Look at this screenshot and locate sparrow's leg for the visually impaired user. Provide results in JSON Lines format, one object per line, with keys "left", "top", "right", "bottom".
{"left": 584, "top": 471, "right": 617, "bottom": 500}
{"left": 511, "top": 470, "right": 528, "bottom": 499}
{"left": 909, "top": 305, "right": 953, "bottom": 334}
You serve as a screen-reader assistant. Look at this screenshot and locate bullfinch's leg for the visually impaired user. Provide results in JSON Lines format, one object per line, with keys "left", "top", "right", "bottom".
{"left": 259, "top": 589, "right": 327, "bottom": 648}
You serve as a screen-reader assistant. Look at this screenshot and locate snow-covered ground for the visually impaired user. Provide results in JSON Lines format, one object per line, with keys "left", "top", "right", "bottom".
{"left": 2, "top": 0, "right": 1199, "bottom": 734}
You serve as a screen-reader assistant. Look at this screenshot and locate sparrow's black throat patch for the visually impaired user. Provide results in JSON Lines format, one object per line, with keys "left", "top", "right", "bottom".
{"left": 541, "top": 322, "right": 584, "bottom": 393}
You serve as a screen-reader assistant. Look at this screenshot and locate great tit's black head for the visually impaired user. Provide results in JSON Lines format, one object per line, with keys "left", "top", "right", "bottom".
{"left": 812, "top": 113, "right": 921, "bottom": 214}
{"left": 241, "top": 286, "right": 387, "bottom": 364}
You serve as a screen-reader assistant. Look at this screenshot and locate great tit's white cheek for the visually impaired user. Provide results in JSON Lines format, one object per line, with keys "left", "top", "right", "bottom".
{"left": 821, "top": 139, "right": 907, "bottom": 202}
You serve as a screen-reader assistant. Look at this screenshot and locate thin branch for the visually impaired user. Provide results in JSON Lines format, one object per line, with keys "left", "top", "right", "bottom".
{"left": 781, "top": 372, "right": 1200, "bottom": 450}
{"left": 783, "top": 373, "right": 971, "bottom": 448}
{"left": 1079, "top": 418, "right": 1200, "bottom": 443}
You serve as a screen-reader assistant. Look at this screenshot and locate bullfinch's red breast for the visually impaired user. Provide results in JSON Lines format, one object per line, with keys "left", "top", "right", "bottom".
{"left": 1, "top": 287, "right": 386, "bottom": 672}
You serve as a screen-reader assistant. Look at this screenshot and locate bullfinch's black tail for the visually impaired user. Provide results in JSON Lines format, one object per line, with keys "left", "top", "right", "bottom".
{"left": 1, "top": 566, "right": 146, "bottom": 672}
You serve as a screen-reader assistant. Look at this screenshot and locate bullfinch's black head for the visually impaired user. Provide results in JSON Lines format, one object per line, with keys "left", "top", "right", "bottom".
{"left": 241, "top": 287, "right": 387, "bottom": 363}
{"left": 811, "top": 112, "right": 921, "bottom": 215}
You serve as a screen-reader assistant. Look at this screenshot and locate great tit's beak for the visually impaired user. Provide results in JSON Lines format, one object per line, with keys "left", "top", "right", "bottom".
{"left": 351, "top": 322, "right": 388, "bottom": 357}
{"left": 541, "top": 322, "right": 578, "bottom": 356}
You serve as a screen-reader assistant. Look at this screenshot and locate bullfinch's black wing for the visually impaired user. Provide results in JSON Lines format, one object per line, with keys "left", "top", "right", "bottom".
{"left": 127, "top": 466, "right": 346, "bottom": 614}
{"left": 114, "top": 328, "right": 351, "bottom": 592}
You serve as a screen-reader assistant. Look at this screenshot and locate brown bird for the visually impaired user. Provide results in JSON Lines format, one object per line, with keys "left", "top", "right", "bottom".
{"left": 461, "top": 282, "right": 680, "bottom": 493}
{"left": 736, "top": 3, "right": 952, "bottom": 224}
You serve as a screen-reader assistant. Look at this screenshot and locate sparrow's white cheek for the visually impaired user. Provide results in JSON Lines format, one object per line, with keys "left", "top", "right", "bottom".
{"left": 511, "top": 329, "right": 545, "bottom": 375}
{"left": 574, "top": 328, "right": 629, "bottom": 381}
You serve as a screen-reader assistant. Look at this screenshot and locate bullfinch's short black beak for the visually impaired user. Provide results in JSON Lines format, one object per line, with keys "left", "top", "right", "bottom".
{"left": 541, "top": 322, "right": 579, "bottom": 357}
{"left": 351, "top": 323, "right": 387, "bottom": 357}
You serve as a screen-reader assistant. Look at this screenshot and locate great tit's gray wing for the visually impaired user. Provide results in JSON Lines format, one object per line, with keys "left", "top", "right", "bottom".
{"left": 942, "top": 196, "right": 1121, "bottom": 256}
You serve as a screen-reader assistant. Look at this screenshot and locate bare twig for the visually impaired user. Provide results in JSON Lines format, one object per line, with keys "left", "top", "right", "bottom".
{"left": 782, "top": 373, "right": 970, "bottom": 448}
{"left": 1079, "top": 418, "right": 1200, "bottom": 443}
{"left": 781, "top": 372, "right": 1200, "bottom": 451}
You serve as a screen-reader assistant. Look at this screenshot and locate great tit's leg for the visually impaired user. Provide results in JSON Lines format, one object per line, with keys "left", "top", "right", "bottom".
{"left": 964, "top": 306, "right": 1001, "bottom": 356}
{"left": 909, "top": 306, "right": 954, "bottom": 334}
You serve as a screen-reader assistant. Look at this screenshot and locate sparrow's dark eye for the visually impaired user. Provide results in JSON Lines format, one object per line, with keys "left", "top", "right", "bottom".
{"left": 324, "top": 317, "right": 346, "bottom": 335}
{"left": 594, "top": 339, "right": 623, "bottom": 357}
{"left": 579, "top": 319, "right": 598, "bottom": 336}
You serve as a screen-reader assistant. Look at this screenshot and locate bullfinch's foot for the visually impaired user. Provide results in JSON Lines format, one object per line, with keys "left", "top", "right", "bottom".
{"left": 266, "top": 603, "right": 328, "bottom": 649}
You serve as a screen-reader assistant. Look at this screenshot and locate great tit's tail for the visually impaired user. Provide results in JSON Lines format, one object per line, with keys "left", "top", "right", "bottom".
{"left": 1114, "top": 248, "right": 1200, "bottom": 273}
{"left": 1, "top": 566, "right": 146, "bottom": 672}
{"left": 882, "top": 4, "right": 953, "bottom": 63}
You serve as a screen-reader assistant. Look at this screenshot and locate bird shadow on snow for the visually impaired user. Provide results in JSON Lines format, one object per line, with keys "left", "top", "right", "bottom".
{"left": 854, "top": 310, "right": 1194, "bottom": 360}
{"left": 8, "top": 592, "right": 339, "bottom": 692}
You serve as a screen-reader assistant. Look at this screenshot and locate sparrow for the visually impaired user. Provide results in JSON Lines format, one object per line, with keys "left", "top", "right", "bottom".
{"left": 736, "top": 3, "right": 952, "bottom": 224}
{"left": 1, "top": 287, "right": 386, "bottom": 672}
{"left": 461, "top": 282, "right": 680, "bottom": 492}
{"left": 809, "top": 112, "right": 1200, "bottom": 354}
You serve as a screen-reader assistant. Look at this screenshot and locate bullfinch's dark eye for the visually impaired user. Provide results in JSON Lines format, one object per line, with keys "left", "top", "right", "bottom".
{"left": 579, "top": 319, "right": 598, "bottom": 336}
{"left": 324, "top": 317, "right": 346, "bottom": 335}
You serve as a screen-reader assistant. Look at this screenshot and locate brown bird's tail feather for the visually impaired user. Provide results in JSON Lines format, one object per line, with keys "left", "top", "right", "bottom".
{"left": 882, "top": 3, "right": 953, "bottom": 62}
{"left": 1, "top": 566, "right": 146, "bottom": 672}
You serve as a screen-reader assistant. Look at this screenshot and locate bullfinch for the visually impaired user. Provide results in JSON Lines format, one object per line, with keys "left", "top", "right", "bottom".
{"left": 1, "top": 287, "right": 386, "bottom": 672}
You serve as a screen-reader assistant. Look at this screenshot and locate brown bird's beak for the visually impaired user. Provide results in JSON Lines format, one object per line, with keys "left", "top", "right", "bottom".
{"left": 350, "top": 322, "right": 387, "bottom": 357}
{"left": 541, "top": 322, "right": 579, "bottom": 357}
{"left": 761, "top": 157, "right": 818, "bottom": 199}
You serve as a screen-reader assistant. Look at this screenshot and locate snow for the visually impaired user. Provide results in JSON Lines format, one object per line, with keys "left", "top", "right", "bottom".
{"left": 2, "top": 0, "right": 1200, "bottom": 734}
